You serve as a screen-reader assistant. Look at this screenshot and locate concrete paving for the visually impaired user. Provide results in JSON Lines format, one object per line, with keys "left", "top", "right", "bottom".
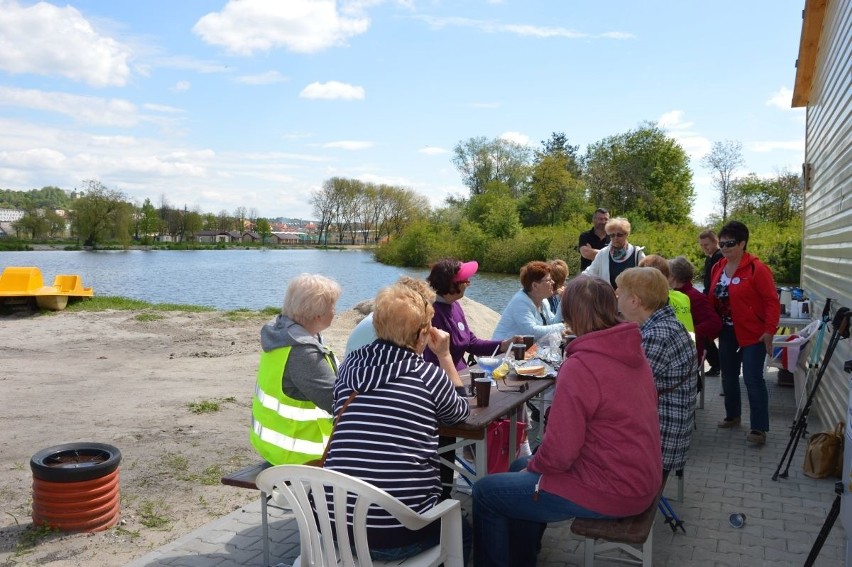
{"left": 126, "top": 366, "right": 847, "bottom": 566}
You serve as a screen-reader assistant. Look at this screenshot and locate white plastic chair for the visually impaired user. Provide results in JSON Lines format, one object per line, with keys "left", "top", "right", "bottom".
{"left": 256, "top": 465, "right": 464, "bottom": 567}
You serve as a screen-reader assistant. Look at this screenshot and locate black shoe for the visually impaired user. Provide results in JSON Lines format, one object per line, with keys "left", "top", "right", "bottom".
{"left": 705, "top": 367, "right": 720, "bottom": 377}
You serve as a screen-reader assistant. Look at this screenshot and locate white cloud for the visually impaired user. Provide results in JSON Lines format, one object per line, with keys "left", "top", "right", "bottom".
{"left": 499, "top": 131, "right": 531, "bottom": 146}
{"left": 235, "top": 71, "right": 289, "bottom": 85}
{"left": 173, "top": 80, "right": 191, "bottom": 92}
{"left": 415, "top": 15, "right": 633, "bottom": 40}
{"left": 747, "top": 140, "right": 805, "bottom": 153}
{"left": 323, "top": 140, "right": 374, "bottom": 150}
{"left": 143, "top": 103, "right": 184, "bottom": 114}
{"left": 657, "top": 110, "right": 711, "bottom": 159}
{"left": 300, "top": 81, "right": 365, "bottom": 100}
{"left": 0, "top": 86, "right": 140, "bottom": 127}
{"left": 193, "top": 0, "right": 370, "bottom": 55}
{"left": 766, "top": 87, "right": 794, "bottom": 109}
{"left": 418, "top": 146, "right": 448, "bottom": 155}
{"left": 0, "top": 0, "right": 132, "bottom": 87}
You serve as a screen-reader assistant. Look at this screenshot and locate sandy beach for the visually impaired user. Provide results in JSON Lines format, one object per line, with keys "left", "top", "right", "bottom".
{"left": 0, "top": 297, "right": 499, "bottom": 566}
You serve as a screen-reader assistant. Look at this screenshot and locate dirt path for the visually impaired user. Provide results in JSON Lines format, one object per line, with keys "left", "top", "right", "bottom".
{"left": 0, "top": 298, "right": 498, "bottom": 566}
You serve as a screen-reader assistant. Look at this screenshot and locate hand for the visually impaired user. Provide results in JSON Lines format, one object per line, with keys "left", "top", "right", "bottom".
{"left": 759, "top": 332, "right": 774, "bottom": 356}
{"left": 579, "top": 244, "right": 598, "bottom": 261}
{"left": 427, "top": 327, "right": 451, "bottom": 357}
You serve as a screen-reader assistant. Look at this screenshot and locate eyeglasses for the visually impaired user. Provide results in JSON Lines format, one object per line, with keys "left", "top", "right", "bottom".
{"left": 719, "top": 239, "right": 739, "bottom": 249}
{"left": 538, "top": 278, "right": 553, "bottom": 285}
{"left": 607, "top": 232, "right": 626, "bottom": 238}
{"left": 457, "top": 280, "right": 471, "bottom": 286}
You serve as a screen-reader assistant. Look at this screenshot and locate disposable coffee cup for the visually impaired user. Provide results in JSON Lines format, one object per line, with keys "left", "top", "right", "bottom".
{"left": 511, "top": 343, "right": 527, "bottom": 361}
{"left": 469, "top": 369, "right": 485, "bottom": 397}
{"left": 474, "top": 378, "right": 491, "bottom": 407}
{"left": 522, "top": 335, "right": 535, "bottom": 349}
{"left": 728, "top": 513, "right": 746, "bottom": 528}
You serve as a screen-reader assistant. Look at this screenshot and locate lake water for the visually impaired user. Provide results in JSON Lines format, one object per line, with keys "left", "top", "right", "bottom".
{"left": 0, "top": 249, "right": 521, "bottom": 312}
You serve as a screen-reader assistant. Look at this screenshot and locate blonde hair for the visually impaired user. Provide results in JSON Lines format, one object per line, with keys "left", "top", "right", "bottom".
{"left": 639, "top": 254, "right": 670, "bottom": 279}
{"left": 397, "top": 276, "right": 436, "bottom": 304}
{"left": 604, "top": 217, "right": 631, "bottom": 235}
{"left": 281, "top": 273, "right": 341, "bottom": 324}
{"left": 373, "top": 283, "right": 434, "bottom": 349}
{"left": 615, "top": 268, "right": 669, "bottom": 312}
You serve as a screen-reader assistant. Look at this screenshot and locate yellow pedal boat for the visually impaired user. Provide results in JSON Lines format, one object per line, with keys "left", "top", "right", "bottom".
{"left": 0, "top": 266, "right": 93, "bottom": 310}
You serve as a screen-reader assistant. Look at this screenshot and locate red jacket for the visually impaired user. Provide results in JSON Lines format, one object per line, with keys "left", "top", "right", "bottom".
{"left": 527, "top": 321, "right": 662, "bottom": 517}
{"left": 709, "top": 252, "right": 779, "bottom": 346}
{"left": 674, "top": 281, "right": 722, "bottom": 363}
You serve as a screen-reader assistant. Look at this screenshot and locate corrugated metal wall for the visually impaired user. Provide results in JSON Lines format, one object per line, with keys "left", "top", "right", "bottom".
{"left": 801, "top": 0, "right": 852, "bottom": 427}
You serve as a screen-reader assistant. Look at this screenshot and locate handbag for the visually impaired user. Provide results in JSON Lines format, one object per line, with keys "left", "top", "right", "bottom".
{"left": 803, "top": 421, "right": 844, "bottom": 479}
{"left": 486, "top": 419, "right": 527, "bottom": 474}
{"left": 305, "top": 391, "right": 357, "bottom": 468}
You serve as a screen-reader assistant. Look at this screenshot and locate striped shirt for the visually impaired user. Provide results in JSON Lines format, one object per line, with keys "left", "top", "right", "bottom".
{"left": 324, "top": 339, "right": 469, "bottom": 549}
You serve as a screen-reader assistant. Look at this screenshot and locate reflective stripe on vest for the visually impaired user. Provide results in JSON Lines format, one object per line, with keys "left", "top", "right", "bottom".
{"left": 250, "top": 346, "right": 334, "bottom": 465}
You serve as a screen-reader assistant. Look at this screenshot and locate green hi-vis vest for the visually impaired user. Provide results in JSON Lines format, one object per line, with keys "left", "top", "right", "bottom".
{"left": 250, "top": 346, "right": 334, "bottom": 465}
{"left": 669, "top": 290, "right": 695, "bottom": 333}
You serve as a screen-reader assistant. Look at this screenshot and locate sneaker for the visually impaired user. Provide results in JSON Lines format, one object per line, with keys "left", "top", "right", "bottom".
{"left": 705, "top": 367, "right": 720, "bottom": 377}
{"left": 747, "top": 430, "right": 767, "bottom": 445}
{"left": 717, "top": 417, "right": 741, "bottom": 428}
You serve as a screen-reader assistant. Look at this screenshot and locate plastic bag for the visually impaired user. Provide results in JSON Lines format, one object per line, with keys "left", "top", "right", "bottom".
{"left": 803, "top": 422, "right": 844, "bottom": 479}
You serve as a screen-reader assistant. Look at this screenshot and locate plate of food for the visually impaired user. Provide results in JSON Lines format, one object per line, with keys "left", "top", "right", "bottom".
{"left": 512, "top": 358, "right": 556, "bottom": 379}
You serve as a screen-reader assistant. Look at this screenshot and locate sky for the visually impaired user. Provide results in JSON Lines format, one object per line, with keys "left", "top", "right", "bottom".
{"left": 0, "top": 0, "right": 806, "bottom": 224}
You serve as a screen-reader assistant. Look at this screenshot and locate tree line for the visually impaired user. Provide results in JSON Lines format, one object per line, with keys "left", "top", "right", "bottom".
{"left": 377, "top": 125, "right": 803, "bottom": 283}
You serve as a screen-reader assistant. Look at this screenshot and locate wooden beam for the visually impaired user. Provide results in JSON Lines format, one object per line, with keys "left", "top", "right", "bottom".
{"left": 792, "top": 0, "right": 828, "bottom": 107}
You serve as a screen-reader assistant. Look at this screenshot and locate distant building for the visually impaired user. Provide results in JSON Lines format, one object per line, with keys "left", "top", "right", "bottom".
{"left": 0, "top": 208, "right": 24, "bottom": 222}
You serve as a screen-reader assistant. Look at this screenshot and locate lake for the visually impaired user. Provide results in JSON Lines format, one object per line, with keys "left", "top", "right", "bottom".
{"left": 0, "top": 249, "right": 521, "bottom": 313}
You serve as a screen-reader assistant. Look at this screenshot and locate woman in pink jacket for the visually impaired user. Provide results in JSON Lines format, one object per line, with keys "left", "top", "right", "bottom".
{"left": 472, "top": 275, "right": 662, "bottom": 567}
{"left": 709, "top": 220, "right": 779, "bottom": 445}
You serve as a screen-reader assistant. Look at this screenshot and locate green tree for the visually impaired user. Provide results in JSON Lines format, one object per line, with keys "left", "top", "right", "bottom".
{"left": 585, "top": 123, "right": 694, "bottom": 223}
{"left": 184, "top": 208, "right": 204, "bottom": 240}
{"left": 138, "top": 198, "right": 159, "bottom": 244}
{"left": 71, "top": 180, "right": 132, "bottom": 247}
{"left": 452, "top": 136, "right": 531, "bottom": 197}
{"left": 255, "top": 218, "right": 272, "bottom": 243}
{"left": 525, "top": 153, "right": 585, "bottom": 226}
{"left": 701, "top": 140, "right": 744, "bottom": 221}
{"left": 13, "top": 206, "right": 49, "bottom": 239}
{"left": 730, "top": 170, "right": 803, "bottom": 224}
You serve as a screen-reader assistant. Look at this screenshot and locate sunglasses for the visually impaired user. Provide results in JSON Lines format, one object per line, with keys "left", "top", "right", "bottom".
{"left": 719, "top": 239, "right": 739, "bottom": 249}
{"left": 607, "top": 232, "right": 626, "bottom": 238}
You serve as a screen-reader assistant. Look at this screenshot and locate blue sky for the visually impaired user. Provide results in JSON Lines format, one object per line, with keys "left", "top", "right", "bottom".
{"left": 0, "top": 0, "right": 805, "bottom": 224}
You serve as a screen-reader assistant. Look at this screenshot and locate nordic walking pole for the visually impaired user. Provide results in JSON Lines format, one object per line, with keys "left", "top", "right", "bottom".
{"left": 772, "top": 307, "right": 851, "bottom": 481}
{"left": 804, "top": 482, "right": 843, "bottom": 567}
{"left": 791, "top": 298, "right": 832, "bottom": 431}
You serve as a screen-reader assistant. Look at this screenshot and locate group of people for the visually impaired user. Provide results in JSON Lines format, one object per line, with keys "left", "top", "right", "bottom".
{"left": 248, "top": 211, "right": 780, "bottom": 566}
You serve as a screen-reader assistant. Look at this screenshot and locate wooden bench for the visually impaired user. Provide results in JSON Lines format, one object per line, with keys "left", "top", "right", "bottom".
{"left": 221, "top": 461, "right": 275, "bottom": 567}
{"left": 569, "top": 483, "right": 665, "bottom": 567}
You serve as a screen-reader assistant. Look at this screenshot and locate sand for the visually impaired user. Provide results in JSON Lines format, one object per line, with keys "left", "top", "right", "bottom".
{"left": 0, "top": 297, "right": 500, "bottom": 566}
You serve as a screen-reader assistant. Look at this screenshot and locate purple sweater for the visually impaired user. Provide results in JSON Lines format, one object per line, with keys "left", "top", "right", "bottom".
{"left": 423, "top": 298, "right": 501, "bottom": 370}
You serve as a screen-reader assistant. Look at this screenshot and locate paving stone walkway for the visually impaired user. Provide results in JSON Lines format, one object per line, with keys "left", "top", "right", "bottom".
{"left": 127, "top": 366, "right": 847, "bottom": 566}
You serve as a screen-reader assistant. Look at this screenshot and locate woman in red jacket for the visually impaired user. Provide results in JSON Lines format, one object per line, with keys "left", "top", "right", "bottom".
{"left": 472, "top": 276, "right": 662, "bottom": 567}
{"left": 709, "top": 221, "right": 779, "bottom": 445}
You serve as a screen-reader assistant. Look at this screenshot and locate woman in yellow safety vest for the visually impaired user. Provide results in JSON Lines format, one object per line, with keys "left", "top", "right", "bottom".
{"left": 250, "top": 273, "right": 341, "bottom": 465}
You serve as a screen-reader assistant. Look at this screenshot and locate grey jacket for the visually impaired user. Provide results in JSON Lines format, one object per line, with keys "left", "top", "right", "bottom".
{"left": 260, "top": 314, "right": 337, "bottom": 414}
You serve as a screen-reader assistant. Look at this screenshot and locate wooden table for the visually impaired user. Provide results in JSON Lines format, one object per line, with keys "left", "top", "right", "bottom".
{"left": 437, "top": 366, "right": 554, "bottom": 485}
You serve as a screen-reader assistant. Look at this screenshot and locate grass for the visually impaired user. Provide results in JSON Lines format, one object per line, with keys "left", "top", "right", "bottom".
{"left": 187, "top": 396, "right": 236, "bottom": 414}
{"left": 64, "top": 296, "right": 215, "bottom": 313}
{"left": 138, "top": 500, "right": 171, "bottom": 529}
{"left": 13, "top": 524, "right": 57, "bottom": 555}
{"left": 223, "top": 307, "right": 277, "bottom": 321}
{"left": 135, "top": 312, "right": 164, "bottom": 322}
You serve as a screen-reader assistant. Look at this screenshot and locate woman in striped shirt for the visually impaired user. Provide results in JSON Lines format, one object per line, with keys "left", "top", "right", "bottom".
{"left": 325, "top": 282, "right": 471, "bottom": 562}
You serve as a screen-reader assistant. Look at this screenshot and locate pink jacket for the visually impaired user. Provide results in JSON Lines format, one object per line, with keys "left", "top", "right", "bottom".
{"left": 527, "top": 322, "right": 662, "bottom": 517}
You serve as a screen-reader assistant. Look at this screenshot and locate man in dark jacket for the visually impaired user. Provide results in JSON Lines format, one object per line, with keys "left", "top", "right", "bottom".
{"left": 699, "top": 229, "right": 723, "bottom": 376}
{"left": 578, "top": 208, "right": 610, "bottom": 271}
